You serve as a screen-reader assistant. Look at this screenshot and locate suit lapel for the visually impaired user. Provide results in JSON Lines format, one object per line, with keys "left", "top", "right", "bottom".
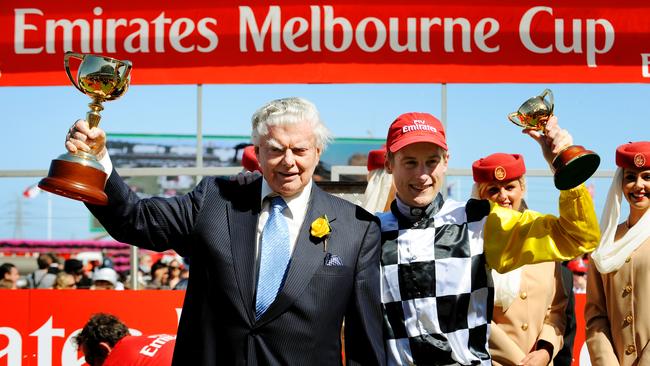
{"left": 228, "top": 179, "right": 262, "bottom": 324}
{"left": 256, "top": 185, "right": 334, "bottom": 326}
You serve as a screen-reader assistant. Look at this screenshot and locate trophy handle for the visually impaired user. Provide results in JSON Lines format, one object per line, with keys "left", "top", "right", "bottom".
{"left": 115, "top": 59, "right": 132, "bottom": 89}
{"left": 540, "top": 88, "right": 554, "bottom": 115}
{"left": 64, "top": 52, "right": 85, "bottom": 94}
{"left": 508, "top": 112, "right": 526, "bottom": 128}
{"left": 102, "top": 59, "right": 132, "bottom": 101}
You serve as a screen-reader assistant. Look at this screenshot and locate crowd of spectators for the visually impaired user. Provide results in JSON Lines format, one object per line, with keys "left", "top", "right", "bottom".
{"left": 0, "top": 248, "right": 592, "bottom": 293}
{"left": 0, "top": 252, "right": 189, "bottom": 291}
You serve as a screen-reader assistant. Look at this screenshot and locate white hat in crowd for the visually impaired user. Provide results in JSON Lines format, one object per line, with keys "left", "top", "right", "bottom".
{"left": 92, "top": 267, "right": 118, "bottom": 287}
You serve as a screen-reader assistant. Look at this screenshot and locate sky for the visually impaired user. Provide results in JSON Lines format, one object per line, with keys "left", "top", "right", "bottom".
{"left": 0, "top": 82, "right": 648, "bottom": 240}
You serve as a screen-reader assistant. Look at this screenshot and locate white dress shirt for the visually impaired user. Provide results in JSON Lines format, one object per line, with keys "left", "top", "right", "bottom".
{"left": 256, "top": 179, "right": 313, "bottom": 258}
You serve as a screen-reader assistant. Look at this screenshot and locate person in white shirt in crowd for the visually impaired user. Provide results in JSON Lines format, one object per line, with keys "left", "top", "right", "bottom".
{"left": 29, "top": 253, "right": 59, "bottom": 289}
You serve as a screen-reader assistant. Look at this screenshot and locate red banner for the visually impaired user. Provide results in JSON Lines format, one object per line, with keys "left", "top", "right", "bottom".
{"left": 0, "top": 290, "right": 592, "bottom": 365}
{"left": 573, "top": 294, "right": 591, "bottom": 366}
{"left": 0, "top": 290, "right": 183, "bottom": 366}
{"left": 1, "top": 1, "right": 650, "bottom": 85}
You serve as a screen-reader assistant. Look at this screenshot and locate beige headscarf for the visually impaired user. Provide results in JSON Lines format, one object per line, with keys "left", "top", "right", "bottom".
{"left": 361, "top": 168, "right": 393, "bottom": 214}
{"left": 591, "top": 168, "right": 650, "bottom": 273}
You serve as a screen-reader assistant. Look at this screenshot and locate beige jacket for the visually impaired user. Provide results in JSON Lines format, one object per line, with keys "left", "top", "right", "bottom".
{"left": 586, "top": 237, "right": 650, "bottom": 366}
{"left": 490, "top": 262, "right": 568, "bottom": 366}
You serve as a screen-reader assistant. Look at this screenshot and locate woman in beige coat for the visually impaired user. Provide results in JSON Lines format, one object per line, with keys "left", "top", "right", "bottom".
{"left": 586, "top": 141, "right": 650, "bottom": 366}
{"left": 473, "top": 153, "right": 568, "bottom": 366}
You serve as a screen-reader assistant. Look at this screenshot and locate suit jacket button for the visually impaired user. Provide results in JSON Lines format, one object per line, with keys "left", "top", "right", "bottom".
{"left": 624, "top": 285, "right": 633, "bottom": 294}
{"left": 521, "top": 323, "right": 529, "bottom": 331}
{"left": 625, "top": 315, "right": 633, "bottom": 325}
{"left": 626, "top": 345, "right": 636, "bottom": 355}
{"left": 626, "top": 257, "right": 631, "bottom": 263}
{"left": 519, "top": 291, "right": 527, "bottom": 300}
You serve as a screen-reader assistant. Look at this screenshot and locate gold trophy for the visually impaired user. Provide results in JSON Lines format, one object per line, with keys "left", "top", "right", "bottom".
{"left": 508, "top": 89, "right": 600, "bottom": 190}
{"left": 38, "top": 52, "right": 132, "bottom": 205}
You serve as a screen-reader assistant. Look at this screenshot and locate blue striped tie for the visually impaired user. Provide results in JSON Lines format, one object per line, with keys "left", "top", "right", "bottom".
{"left": 255, "top": 196, "right": 291, "bottom": 320}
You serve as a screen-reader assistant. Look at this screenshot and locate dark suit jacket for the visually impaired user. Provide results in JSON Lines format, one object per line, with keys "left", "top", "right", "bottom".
{"left": 88, "top": 171, "right": 385, "bottom": 366}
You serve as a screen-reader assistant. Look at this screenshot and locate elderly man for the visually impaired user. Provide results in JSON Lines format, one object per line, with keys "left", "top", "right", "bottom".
{"left": 65, "top": 97, "right": 384, "bottom": 365}
{"left": 377, "top": 113, "right": 600, "bottom": 365}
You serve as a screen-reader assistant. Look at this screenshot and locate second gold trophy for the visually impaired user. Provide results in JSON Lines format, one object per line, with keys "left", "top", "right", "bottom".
{"left": 508, "top": 89, "right": 600, "bottom": 190}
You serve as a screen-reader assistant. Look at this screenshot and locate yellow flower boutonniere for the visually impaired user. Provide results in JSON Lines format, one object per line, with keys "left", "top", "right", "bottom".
{"left": 310, "top": 215, "right": 331, "bottom": 252}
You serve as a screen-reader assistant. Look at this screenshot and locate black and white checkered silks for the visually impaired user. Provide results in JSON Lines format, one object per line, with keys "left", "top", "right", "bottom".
{"left": 379, "top": 195, "right": 494, "bottom": 366}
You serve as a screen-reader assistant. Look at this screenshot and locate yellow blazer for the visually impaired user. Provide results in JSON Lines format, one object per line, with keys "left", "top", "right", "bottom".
{"left": 586, "top": 237, "right": 650, "bottom": 366}
{"left": 490, "top": 262, "right": 568, "bottom": 366}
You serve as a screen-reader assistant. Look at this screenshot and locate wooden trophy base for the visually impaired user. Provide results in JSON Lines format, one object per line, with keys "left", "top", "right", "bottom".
{"left": 552, "top": 145, "right": 601, "bottom": 190}
{"left": 38, "top": 158, "right": 108, "bottom": 205}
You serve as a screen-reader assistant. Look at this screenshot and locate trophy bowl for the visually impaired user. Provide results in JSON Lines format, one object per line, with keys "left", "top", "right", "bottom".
{"left": 507, "top": 89, "right": 600, "bottom": 190}
{"left": 38, "top": 52, "right": 132, "bottom": 205}
{"left": 508, "top": 89, "right": 554, "bottom": 130}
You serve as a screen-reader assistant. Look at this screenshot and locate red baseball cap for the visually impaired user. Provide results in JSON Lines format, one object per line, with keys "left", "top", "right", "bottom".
{"left": 386, "top": 112, "right": 447, "bottom": 153}
{"left": 472, "top": 153, "right": 526, "bottom": 183}
{"left": 367, "top": 147, "right": 386, "bottom": 171}
{"left": 567, "top": 258, "right": 588, "bottom": 274}
{"left": 616, "top": 141, "right": 650, "bottom": 169}
{"left": 242, "top": 145, "right": 261, "bottom": 172}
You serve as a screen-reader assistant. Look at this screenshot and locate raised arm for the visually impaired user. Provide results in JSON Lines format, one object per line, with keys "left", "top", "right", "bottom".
{"left": 484, "top": 184, "right": 599, "bottom": 273}
{"left": 66, "top": 119, "right": 205, "bottom": 254}
{"left": 87, "top": 170, "right": 207, "bottom": 254}
{"left": 484, "top": 116, "right": 600, "bottom": 272}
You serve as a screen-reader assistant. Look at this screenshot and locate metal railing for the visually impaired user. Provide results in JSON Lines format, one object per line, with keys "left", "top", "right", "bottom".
{"left": 0, "top": 165, "right": 616, "bottom": 290}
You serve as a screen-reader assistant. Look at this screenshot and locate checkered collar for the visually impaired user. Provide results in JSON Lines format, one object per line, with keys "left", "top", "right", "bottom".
{"left": 391, "top": 193, "right": 444, "bottom": 226}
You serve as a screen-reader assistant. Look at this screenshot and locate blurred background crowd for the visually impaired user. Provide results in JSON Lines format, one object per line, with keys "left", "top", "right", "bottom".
{"left": 0, "top": 250, "right": 587, "bottom": 293}
{"left": 0, "top": 252, "right": 188, "bottom": 290}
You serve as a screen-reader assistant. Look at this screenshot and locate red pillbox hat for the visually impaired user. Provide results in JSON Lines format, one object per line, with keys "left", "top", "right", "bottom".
{"left": 367, "top": 147, "right": 386, "bottom": 171}
{"left": 386, "top": 112, "right": 447, "bottom": 153}
{"left": 472, "top": 153, "right": 526, "bottom": 183}
{"left": 242, "top": 145, "right": 262, "bottom": 172}
{"left": 616, "top": 141, "right": 650, "bottom": 169}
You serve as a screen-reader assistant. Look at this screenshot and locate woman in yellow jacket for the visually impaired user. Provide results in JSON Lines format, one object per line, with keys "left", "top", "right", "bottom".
{"left": 586, "top": 141, "right": 650, "bottom": 366}
{"left": 472, "top": 153, "right": 569, "bottom": 366}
